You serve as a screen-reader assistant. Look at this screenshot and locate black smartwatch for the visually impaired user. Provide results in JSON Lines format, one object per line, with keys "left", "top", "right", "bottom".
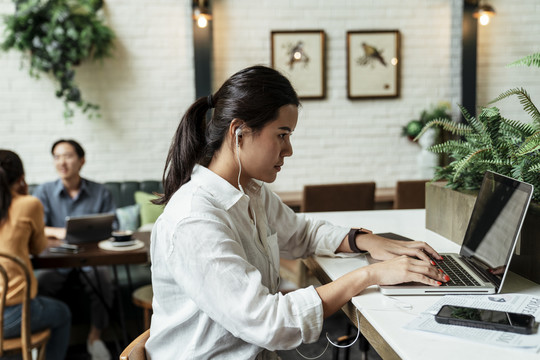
{"left": 348, "top": 228, "right": 370, "bottom": 253}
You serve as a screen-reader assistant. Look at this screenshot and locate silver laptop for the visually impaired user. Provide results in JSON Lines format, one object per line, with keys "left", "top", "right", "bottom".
{"left": 65, "top": 213, "right": 115, "bottom": 244}
{"left": 378, "top": 171, "right": 533, "bottom": 295}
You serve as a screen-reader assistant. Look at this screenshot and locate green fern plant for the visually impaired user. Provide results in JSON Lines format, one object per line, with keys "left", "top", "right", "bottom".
{"left": 415, "top": 53, "right": 540, "bottom": 202}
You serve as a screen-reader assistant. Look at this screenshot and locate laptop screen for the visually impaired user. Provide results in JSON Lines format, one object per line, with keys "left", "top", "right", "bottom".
{"left": 460, "top": 171, "right": 533, "bottom": 287}
{"left": 65, "top": 213, "right": 115, "bottom": 244}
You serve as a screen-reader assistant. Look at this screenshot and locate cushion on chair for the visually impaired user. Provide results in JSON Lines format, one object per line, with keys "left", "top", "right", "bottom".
{"left": 134, "top": 191, "right": 164, "bottom": 226}
{"left": 104, "top": 181, "right": 163, "bottom": 208}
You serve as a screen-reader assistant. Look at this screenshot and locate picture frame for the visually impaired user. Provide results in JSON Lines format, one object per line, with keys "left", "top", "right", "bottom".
{"left": 346, "top": 30, "right": 401, "bottom": 99}
{"left": 271, "top": 30, "right": 326, "bottom": 99}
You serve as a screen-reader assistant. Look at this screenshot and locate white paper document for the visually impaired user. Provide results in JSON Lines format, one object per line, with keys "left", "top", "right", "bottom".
{"left": 405, "top": 294, "right": 540, "bottom": 352}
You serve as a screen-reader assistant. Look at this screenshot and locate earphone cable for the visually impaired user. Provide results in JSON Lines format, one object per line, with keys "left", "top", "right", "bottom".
{"left": 236, "top": 130, "right": 244, "bottom": 194}
{"left": 295, "top": 310, "right": 361, "bottom": 359}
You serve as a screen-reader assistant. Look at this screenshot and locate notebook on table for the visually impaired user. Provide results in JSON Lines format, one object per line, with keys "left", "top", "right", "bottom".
{"left": 64, "top": 213, "right": 115, "bottom": 244}
{"left": 376, "top": 171, "right": 533, "bottom": 295}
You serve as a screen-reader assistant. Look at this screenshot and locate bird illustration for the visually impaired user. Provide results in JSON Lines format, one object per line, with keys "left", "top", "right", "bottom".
{"left": 286, "top": 41, "right": 310, "bottom": 70}
{"left": 357, "top": 42, "right": 387, "bottom": 67}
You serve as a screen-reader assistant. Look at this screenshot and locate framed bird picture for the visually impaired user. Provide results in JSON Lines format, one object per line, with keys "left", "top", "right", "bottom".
{"left": 271, "top": 30, "right": 326, "bottom": 99}
{"left": 346, "top": 30, "right": 401, "bottom": 99}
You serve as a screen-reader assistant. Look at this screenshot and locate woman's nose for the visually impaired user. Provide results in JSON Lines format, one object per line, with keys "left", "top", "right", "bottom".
{"left": 282, "top": 139, "right": 293, "bottom": 157}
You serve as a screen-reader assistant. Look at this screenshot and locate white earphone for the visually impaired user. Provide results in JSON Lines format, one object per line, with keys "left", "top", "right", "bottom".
{"left": 235, "top": 127, "right": 242, "bottom": 148}
{"left": 235, "top": 127, "right": 244, "bottom": 193}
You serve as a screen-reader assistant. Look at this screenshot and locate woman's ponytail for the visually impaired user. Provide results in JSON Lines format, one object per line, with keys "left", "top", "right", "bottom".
{"left": 154, "top": 96, "right": 211, "bottom": 205}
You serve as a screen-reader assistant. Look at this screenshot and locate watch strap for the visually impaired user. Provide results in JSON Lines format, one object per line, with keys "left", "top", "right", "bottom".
{"left": 348, "top": 228, "right": 369, "bottom": 253}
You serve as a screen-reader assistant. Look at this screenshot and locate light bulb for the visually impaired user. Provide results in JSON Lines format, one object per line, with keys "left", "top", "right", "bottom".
{"left": 197, "top": 16, "right": 208, "bottom": 28}
{"left": 479, "top": 13, "right": 490, "bottom": 26}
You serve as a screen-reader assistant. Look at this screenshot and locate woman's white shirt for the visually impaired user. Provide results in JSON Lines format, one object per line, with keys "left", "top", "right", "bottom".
{"left": 146, "top": 165, "right": 348, "bottom": 359}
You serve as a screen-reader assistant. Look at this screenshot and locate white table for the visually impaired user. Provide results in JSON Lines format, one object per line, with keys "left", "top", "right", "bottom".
{"left": 303, "top": 209, "right": 540, "bottom": 360}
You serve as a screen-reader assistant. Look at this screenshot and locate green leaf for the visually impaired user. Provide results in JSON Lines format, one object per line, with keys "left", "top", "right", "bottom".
{"left": 507, "top": 53, "right": 540, "bottom": 68}
{"left": 489, "top": 88, "right": 540, "bottom": 127}
{"left": 516, "top": 132, "right": 540, "bottom": 156}
{"left": 413, "top": 119, "right": 472, "bottom": 142}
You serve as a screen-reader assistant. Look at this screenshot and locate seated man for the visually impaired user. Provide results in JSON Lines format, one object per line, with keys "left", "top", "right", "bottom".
{"left": 33, "top": 139, "right": 115, "bottom": 360}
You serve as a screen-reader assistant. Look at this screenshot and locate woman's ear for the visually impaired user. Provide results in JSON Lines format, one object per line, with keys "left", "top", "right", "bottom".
{"left": 229, "top": 119, "right": 245, "bottom": 147}
{"left": 230, "top": 119, "right": 245, "bottom": 137}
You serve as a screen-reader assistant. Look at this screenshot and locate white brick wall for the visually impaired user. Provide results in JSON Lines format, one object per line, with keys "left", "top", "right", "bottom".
{"left": 0, "top": 0, "right": 194, "bottom": 184}
{"left": 1, "top": 0, "right": 538, "bottom": 193}
{"left": 213, "top": 0, "right": 460, "bottom": 192}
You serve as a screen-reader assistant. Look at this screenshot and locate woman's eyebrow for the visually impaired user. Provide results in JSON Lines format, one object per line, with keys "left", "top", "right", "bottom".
{"left": 278, "top": 126, "right": 292, "bottom": 132}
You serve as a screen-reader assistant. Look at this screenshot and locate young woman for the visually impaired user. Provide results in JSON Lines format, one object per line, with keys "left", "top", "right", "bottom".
{"left": 0, "top": 150, "right": 71, "bottom": 360}
{"left": 146, "top": 66, "right": 447, "bottom": 359}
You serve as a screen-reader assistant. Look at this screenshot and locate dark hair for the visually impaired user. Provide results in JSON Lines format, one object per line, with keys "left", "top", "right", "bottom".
{"left": 156, "top": 65, "right": 300, "bottom": 205}
{"left": 51, "top": 139, "right": 85, "bottom": 158}
{"left": 0, "top": 150, "right": 25, "bottom": 223}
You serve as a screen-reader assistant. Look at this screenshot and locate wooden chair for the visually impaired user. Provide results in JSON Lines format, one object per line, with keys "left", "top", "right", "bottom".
{"left": 119, "top": 328, "right": 150, "bottom": 360}
{"left": 394, "top": 180, "right": 429, "bottom": 209}
{"left": 132, "top": 284, "right": 153, "bottom": 331}
{"left": 301, "top": 182, "right": 376, "bottom": 212}
{"left": 0, "top": 253, "right": 51, "bottom": 360}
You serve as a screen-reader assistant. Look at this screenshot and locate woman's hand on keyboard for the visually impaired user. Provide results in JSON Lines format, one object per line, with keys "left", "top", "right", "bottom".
{"left": 358, "top": 233, "right": 443, "bottom": 262}
{"left": 365, "top": 255, "right": 448, "bottom": 287}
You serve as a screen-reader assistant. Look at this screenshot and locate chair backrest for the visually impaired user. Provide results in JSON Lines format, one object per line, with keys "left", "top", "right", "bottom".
{"left": 394, "top": 180, "right": 429, "bottom": 209}
{"left": 104, "top": 181, "right": 163, "bottom": 208}
{"left": 0, "top": 253, "right": 33, "bottom": 360}
{"left": 120, "top": 329, "right": 150, "bottom": 360}
{"left": 301, "top": 182, "right": 376, "bottom": 212}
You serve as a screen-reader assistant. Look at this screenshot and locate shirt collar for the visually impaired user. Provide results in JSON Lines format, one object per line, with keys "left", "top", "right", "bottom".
{"left": 191, "top": 165, "right": 261, "bottom": 210}
{"left": 53, "top": 179, "right": 64, "bottom": 196}
{"left": 53, "top": 177, "right": 88, "bottom": 198}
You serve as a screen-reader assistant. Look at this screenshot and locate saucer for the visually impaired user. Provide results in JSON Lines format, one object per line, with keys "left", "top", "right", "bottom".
{"left": 98, "top": 239, "right": 145, "bottom": 251}
{"left": 110, "top": 239, "right": 138, "bottom": 247}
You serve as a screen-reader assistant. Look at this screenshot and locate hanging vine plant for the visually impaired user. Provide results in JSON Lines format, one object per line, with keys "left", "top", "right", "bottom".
{"left": 1, "top": 0, "right": 115, "bottom": 119}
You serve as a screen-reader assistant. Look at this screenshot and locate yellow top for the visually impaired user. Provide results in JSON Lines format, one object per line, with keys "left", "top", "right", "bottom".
{"left": 0, "top": 192, "right": 47, "bottom": 306}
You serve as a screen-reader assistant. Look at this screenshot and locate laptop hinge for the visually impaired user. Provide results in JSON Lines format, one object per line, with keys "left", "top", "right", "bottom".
{"left": 462, "top": 257, "right": 492, "bottom": 283}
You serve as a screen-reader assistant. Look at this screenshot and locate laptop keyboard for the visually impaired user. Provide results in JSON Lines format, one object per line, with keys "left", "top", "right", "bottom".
{"left": 436, "top": 256, "right": 481, "bottom": 287}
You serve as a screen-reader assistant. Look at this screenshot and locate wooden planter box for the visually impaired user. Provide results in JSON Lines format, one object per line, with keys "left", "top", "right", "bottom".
{"left": 425, "top": 182, "right": 476, "bottom": 245}
{"left": 425, "top": 181, "right": 540, "bottom": 284}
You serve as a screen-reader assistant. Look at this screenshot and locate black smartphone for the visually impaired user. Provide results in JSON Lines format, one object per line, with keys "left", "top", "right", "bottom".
{"left": 435, "top": 305, "right": 537, "bottom": 334}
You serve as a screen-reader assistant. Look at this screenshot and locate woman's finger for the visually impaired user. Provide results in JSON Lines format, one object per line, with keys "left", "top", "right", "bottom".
{"left": 407, "top": 272, "right": 444, "bottom": 286}
{"left": 401, "top": 247, "right": 432, "bottom": 263}
{"left": 402, "top": 241, "right": 443, "bottom": 261}
{"left": 409, "top": 259, "right": 449, "bottom": 282}
{"left": 415, "top": 242, "right": 443, "bottom": 260}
